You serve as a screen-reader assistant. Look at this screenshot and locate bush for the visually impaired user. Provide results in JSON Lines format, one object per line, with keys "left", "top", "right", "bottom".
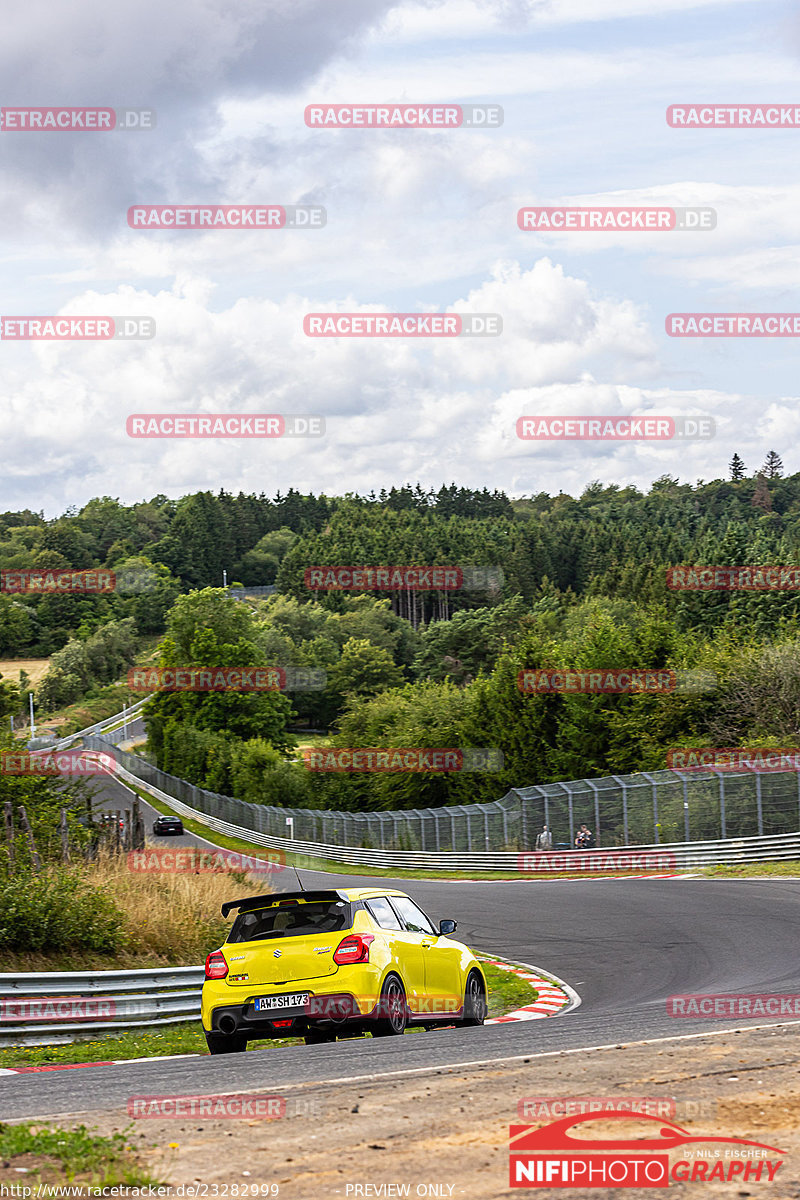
{"left": 0, "top": 869, "right": 122, "bottom": 953}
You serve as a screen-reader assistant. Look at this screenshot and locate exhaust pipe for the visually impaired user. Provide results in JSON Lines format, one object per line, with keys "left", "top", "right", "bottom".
{"left": 218, "top": 1015, "right": 238, "bottom": 1035}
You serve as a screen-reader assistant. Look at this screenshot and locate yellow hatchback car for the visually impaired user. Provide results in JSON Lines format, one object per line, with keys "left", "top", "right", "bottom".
{"left": 202, "top": 887, "right": 488, "bottom": 1053}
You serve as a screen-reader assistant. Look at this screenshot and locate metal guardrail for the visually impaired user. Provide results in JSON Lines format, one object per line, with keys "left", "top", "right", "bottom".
{"left": 86, "top": 734, "right": 800, "bottom": 852}
{"left": 107, "top": 751, "right": 800, "bottom": 871}
{"left": 54, "top": 700, "right": 148, "bottom": 751}
{"left": 0, "top": 966, "right": 203, "bottom": 1047}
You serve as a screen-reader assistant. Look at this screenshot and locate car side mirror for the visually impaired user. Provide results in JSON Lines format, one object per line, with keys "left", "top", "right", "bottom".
{"left": 439, "top": 919, "right": 457, "bottom": 936}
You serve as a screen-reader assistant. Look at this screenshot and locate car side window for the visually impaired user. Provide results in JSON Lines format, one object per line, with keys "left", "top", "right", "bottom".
{"left": 390, "top": 896, "right": 437, "bottom": 935}
{"left": 365, "top": 897, "right": 403, "bottom": 930}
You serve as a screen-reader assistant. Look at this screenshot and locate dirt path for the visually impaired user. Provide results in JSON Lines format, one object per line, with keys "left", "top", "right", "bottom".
{"left": 20, "top": 1024, "right": 800, "bottom": 1199}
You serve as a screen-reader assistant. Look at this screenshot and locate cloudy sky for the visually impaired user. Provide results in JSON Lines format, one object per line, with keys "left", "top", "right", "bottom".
{"left": 1, "top": 0, "right": 798, "bottom": 514}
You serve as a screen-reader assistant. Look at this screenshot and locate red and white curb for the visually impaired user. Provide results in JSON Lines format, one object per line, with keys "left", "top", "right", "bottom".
{"left": 0, "top": 1052, "right": 196, "bottom": 1075}
{"left": 481, "top": 954, "right": 579, "bottom": 1024}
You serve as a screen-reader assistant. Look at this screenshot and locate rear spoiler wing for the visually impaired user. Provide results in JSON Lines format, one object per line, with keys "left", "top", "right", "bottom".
{"left": 221, "top": 890, "right": 350, "bottom": 918}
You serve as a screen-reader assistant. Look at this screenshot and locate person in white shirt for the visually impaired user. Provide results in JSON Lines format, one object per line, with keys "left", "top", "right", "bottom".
{"left": 535, "top": 825, "right": 553, "bottom": 851}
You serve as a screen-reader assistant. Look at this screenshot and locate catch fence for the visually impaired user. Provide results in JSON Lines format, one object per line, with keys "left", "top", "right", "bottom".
{"left": 85, "top": 738, "right": 800, "bottom": 852}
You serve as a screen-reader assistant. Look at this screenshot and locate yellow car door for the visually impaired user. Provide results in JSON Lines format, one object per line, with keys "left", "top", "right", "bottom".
{"left": 364, "top": 896, "right": 427, "bottom": 1013}
{"left": 390, "top": 895, "right": 464, "bottom": 1020}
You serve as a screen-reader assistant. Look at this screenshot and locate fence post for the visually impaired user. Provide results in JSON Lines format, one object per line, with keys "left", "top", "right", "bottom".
{"left": 561, "top": 784, "right": 574, "bottom": 848}
{"left": 484, "top": 808, "right": 490, "bottom": 851}
{"left": 17, "top": 805, "right": 41, "bottom": 872}
{"left": 755, "top": 772, "right": 764, "bottom": 836}
{"left": 683, "top": 778, "right": 690, "bottom": 842}
{"left": 611, "top": 776, "right": 629, "bottom": 845}
{"left": 518, "top": 792, "right": 528, "bottom": 849}
{"left": 717, "top": 773, "right": 726, "bottom": 840}
{"left": 3, "top": 801, "right": 15, "bottom": 869}
{"left": 586, "top": 780, "right": 601, "bottom": 847}
{"left": 60, "top": 807, "right": 70, "bottom": 863}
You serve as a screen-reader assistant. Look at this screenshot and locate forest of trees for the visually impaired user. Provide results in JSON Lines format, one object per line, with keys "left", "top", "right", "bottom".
{"left": 3, "top": 458, "right": 800, "bottom": 813}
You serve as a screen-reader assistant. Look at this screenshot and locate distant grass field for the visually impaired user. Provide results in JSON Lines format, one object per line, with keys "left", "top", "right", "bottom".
{"left": 0, "top": 657, "right": 50, "bottom": 686}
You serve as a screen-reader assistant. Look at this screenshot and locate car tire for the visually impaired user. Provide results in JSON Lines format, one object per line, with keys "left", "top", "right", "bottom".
{"left": 205, "top": 1031, "right": 247, "bottom": 1054}
{"left": 304, "top": 1029, "right": 337, "bottom": 1045}
{"left": 371, "top": 975, "right": 408, "bottom": 1037}
{"left": 461, "top": 970, "right": 487, "bottom": 1026}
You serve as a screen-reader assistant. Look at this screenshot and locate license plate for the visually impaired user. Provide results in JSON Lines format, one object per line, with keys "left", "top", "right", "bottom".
{"left": 254, "top": 992, "right": 310, "bottom": 1013}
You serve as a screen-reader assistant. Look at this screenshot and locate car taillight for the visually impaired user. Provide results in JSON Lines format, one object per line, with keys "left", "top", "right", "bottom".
{"left": 205, "top": 950, "right": 228, "bottom": 980}
{"left": 333, "top": 934, "right": 374, "bottom": 965}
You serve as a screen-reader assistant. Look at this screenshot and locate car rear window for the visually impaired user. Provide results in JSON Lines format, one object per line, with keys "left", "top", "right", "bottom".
{"left": 227, "top": 900, "right": 350, "bottom": 943}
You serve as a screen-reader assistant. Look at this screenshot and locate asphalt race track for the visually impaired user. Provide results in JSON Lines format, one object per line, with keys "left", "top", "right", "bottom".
{"left": 3, "top": 778, "right": 800, "bottom": 1121}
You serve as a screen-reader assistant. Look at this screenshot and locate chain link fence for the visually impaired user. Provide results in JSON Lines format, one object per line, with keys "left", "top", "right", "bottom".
{"left": 86, "top": 737, "right": 800, "bottom": 852}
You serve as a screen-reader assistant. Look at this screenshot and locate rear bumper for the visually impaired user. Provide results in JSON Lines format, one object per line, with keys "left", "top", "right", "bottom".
{"left": 205, "top": 991, "right": 374, "bottom": 1037}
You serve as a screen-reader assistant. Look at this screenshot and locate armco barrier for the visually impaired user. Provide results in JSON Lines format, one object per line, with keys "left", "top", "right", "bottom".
{"left": 87, "top": 739, "right": 800, "bottom": 871}
{"left": 0, "top": 966, "right": 203, "bottom": 1047}
{"left": 55, "top": 699, "right": 147, "bottom": 751}
{"left": 85, "top": 736, "right": 800, "bottom": 852}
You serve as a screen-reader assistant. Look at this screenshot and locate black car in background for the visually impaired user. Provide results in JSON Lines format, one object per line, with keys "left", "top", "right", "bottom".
{"left": 153, "top": 815, "right": 184, "bottom": 836}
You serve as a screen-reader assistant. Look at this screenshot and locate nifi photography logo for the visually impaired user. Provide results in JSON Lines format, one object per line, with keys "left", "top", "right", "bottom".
{"left": 508, "top": 1111, "right": 785, "bottom": 1188}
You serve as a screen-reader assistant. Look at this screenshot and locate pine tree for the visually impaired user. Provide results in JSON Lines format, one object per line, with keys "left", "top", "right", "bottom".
{"left": 729, "top": 453, "right": 746, "bottom": 481}
{"left": 762, "top": 450, "right": 783, "bottom": 478}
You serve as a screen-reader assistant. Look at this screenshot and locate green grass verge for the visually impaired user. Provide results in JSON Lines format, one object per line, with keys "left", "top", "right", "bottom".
{"left": 0, "top": 960, "right": 537, "bottom": 1070}
{"left": 0, "top": 1122, "right": 160, "bottom": 1188}
{"left": 701, "top": 861, "right": 800, "bottom": 877}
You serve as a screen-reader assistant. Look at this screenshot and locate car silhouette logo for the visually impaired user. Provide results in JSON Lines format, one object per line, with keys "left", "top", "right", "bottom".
{"left": 510, "top": 1111, "right": 785, "bottom": 1154}
{"left": 273, "top": 950, "right": 282, "bottom": 958}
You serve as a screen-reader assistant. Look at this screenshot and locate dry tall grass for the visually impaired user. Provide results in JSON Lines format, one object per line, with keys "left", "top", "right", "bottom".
{"left": 3, "top": 850, "right": 273, "bottom": 971}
